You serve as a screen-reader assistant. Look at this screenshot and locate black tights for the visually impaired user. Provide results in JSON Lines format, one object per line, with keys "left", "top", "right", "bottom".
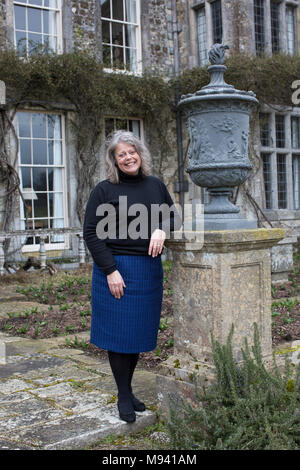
{"left": 107, "top": 351, "right": 139, "bottom": 401}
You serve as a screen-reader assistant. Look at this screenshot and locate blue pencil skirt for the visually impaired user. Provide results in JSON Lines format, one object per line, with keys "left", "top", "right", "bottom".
{"left": 90, "top": 255, "right": 164, "bottom": 354}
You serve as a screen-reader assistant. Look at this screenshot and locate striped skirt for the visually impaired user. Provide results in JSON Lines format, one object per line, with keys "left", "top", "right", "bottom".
{"left": 90, "top": 255, "right": 163, "bottom": 354}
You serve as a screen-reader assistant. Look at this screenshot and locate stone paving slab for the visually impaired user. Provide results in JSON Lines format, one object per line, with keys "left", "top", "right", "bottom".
{"left": 0, "top": 333, "right": 157, "bottom": 450}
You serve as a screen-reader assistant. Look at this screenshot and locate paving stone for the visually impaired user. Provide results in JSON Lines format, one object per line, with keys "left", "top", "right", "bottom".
{"left": 0, "top": 379, "right": 35, "bottom": 394}
{"left": 16, "top": 407, "right": 157, "bottom": 450}
{"left": 0, "top": 355, "right": 66, "bottom": 379}
{"left": 31, "top": 382, "right": 75, "bottom": 398}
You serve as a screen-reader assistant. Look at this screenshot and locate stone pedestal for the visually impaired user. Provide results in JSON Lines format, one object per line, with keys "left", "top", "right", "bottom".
{"left": 156, "top": 228, "right": 286, "bottom": 416}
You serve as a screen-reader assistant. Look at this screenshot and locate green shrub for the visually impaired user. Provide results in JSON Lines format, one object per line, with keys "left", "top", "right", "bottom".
{"left": 167, "top": 324, "right": 300, "bottom": 450}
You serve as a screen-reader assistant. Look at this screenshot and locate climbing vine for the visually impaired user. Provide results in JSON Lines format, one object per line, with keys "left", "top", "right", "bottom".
{"left": 1, "top": 47, "right": 300, "bottom": 227}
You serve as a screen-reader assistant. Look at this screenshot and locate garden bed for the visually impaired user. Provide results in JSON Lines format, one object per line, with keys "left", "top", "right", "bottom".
{"left": 1, "top": 258, "right": 300, "bottom": 369}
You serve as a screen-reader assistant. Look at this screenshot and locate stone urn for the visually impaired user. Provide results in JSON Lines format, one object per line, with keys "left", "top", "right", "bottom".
{"left": 178, "top": 44, "right": 259, "bottom": 230}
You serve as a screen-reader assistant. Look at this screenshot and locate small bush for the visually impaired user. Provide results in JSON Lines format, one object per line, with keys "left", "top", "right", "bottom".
{"left": 167, "top": 324, "right": 300, "bottom": 450}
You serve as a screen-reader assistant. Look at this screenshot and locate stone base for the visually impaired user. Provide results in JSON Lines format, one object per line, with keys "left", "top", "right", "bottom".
{"left": 157, "top": 228, "right": 286, "bottom": 418}
{"left": 204, "top": 217, "right": 257, "bottom": 230}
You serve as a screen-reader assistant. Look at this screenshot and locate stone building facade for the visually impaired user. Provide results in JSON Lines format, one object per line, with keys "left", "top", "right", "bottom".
{"left": 0, "top": 0, "right": 300, "bottom": 279}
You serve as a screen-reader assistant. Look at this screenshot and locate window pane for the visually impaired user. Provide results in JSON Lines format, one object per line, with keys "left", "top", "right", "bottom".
{"left": 33, "top": 139, "right": 47, "bottom": 165}
{"left": 51, "top": 193, "right": 63, "bottom": 217}
{"left": 103, "top": 44, "right": 112, "bottom": 67}
{"left": 128, "top": 119, "right": 140, "bottom": 136}
{"left": 262, "top": 153, "right": 272, "bottom": 209}
{"left": 211, "top": 0, "right": 222, "bottom": 44}
{"left": 112, "top": 0, "right": 124, "bottom": 21}
{"left": 112, "top": 21, "right": 123, "bottom": 46}
{"left": 112, "top": 46, "right": 124, "bottom": 68}
{"left": 124, "top": 23, "right": 136, "bottom": 48}
{"left": 30, "top": 0, "right": 43, "bottom": 6}
{"left": 43, "top": 10, "right": 57, "bottom": 35}
{"left": 125, "top": 47, "right": 136, "bottom": 72}
{"left": 32, "top": 113, "right": 46, "bottom": 138}
{"left": 125, "top": 0, "right": 137, "bottom": 23}
{"left": 116, "top": 118, "right": 128, "bottom": 130}
{"left": 34, "top": 193, "right": 48, "bottom": 218}
{"left": 293, "top": 155, "right": 300, "bottom": 209}
{"left": 286, "top": 6, "right": 296, "bottom": 55}
{"left": 28, "top": 32, "right": 43, "bottom": 53}
{"left": 254, "top": 0, "right": 265, "bottom": 54}
{"left": 271, "top": 1, "right": 280, "bottom": 53}
{"left": 33, "top": 167, "right": 47, "bottom": 191}
{"left": 197, "top": 7, "right": 207, "bottom": 66}
{"left": 28, "top": 7, "right": 42, "bottom": 32}
{"left": 53, "top": 168, "right": 62, "bottom": 191}
{"left": 277, "top": 154, "right": 287, "bottom": 208}
{"left": 275, "top": 115, "right": 285, "bottom": 148}
{"left": 14, "top": 5, "right": 26, "bottom": 30}
{"left": 18, "top": 113, "right": 31, "bottom": 137}
{"left": 291, "top": 117, "right": 300, "bottom": 149}
{"left": 15, "top": 31, "right": 27, "bottom": 56}
{"left": 46, "top": 0, "right": 58, "bottom": 8}
{"left": 101, "top": 0, "right": 111, "bottom": 19}
{"left": 21, "top": 167, "right": 31, "bottom": 189}
{"left": 260, "top": 113, "right": 270, "bottom": 146}
{"left": 102, "top": 20, "right": 110, "bottom": 43}
{"left": 20, "top": 139, "right": 32, "bottom": 164}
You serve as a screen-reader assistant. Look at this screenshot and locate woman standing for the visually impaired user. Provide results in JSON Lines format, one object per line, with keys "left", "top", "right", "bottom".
{"left": 83, "top": 130, "right": 180, "bottom": 423}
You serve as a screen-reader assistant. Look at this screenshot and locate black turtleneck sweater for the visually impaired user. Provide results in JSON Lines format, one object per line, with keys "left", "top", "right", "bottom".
{"left": 83, "top": 169, "right": 181, "bottom": 275}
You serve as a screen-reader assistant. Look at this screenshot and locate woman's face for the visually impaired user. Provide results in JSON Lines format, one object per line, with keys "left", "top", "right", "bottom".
{"left": 115, "top": 142, "right": 142, "bottom": 176}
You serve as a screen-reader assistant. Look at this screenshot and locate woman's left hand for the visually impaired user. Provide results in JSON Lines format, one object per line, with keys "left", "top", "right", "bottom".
{"left": 148, "top": 229, "right": 166, "bottom": 257}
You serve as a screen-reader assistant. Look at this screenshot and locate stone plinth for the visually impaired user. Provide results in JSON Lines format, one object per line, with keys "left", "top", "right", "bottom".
{"left": 156, "top": 228, "right": 286, "bottom": 415}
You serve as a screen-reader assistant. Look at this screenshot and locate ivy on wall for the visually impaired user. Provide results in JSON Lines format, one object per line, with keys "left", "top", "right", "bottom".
{"left": 0, "top": 48, "right": 300, "bottom": 226}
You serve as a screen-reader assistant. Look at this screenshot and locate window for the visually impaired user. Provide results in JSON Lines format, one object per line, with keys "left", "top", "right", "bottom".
{"left": 270, "top": 1, "right": 280, "bottom": 53}
{"left": 17, "top": 111, "right": 66, "bottom": 247}
{"left": 260, "top": 110, "right": 300, "bottom": 210}
{"left": 13, "top": 0, "right": 62, "bottom": 56}
{"left": 101, "top": 0, "right": 141, "bottom": 74}
{"left": 286, "top": 5, "right": 297, "bottom": 55}
{"left": 254, "top": 0, "right": 298, "bottom": 55}
{"left": 211, "top": 0, "right": 222, "bottom": 44}
{"left": 254, "top": 0, "right": 265, "bottom": 54}
{"left": 196, "top": 7, "right": 207, "bottom": 66}
{"left": 104, "top": 117, "right": 142, "bottom": 138}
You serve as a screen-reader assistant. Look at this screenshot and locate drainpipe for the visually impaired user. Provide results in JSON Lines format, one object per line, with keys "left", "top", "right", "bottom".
{"left": 171, "top": 0, "right": 186, "bottom": 213}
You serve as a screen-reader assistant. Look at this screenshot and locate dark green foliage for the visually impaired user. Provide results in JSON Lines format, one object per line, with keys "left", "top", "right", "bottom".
{"left": 167, "top": 324, "right": 300, "bottom": 450}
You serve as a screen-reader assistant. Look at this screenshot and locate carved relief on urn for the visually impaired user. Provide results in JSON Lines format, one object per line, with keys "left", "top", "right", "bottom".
{"left": 179, "top": 44, "right": 259, "bottom": 230}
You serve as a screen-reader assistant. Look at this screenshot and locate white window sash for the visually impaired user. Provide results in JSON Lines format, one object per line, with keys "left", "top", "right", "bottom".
{"left": 17, "top": 111, "right": 68, "bottom": 252}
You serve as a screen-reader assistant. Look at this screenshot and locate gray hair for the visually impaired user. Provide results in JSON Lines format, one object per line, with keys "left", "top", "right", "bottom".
{"left": 105, "top": 130, "right": 152, "bottom": 184}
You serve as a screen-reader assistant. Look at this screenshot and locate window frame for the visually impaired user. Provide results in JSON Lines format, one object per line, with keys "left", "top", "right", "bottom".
{"left": 16, "top": 110, "right": 69, "bottom": 252}
{"left": 13, "top": 0, "right": 63, "bottom": 56}
{"left": 101, "top": 0, "right": 142, "bottom": 75}
{"left": 253, "top": 0, "right": 299, "bottom": 56}
{"left": 103, "top": 116, "right": 144, "bottom": 140}
{"left": 260, "top": 107, "right": 300, "bottom": 212}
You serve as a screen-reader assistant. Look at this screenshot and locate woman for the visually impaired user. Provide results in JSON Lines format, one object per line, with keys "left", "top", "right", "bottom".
{"left": 83, "top": 130, "right": 180, "bottom": 423}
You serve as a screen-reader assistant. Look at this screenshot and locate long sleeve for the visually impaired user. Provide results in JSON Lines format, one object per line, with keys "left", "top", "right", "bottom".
{"left": 83, "top": 184, "right": 117, "bottom": 275}
{"left": 157, "top": 182, "right": 182, "bottom": 236}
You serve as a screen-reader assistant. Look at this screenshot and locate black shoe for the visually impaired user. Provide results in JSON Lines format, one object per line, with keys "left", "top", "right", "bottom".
{"left": 117, "top": 398, "right": 136, "bottom": 423}
{"left": 130, "top": 394, "right": 146, "bottom": 412}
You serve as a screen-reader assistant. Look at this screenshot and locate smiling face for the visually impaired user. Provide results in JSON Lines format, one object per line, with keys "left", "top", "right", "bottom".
{"left": 115, "top": 142, "right": 142, "bottom": 176}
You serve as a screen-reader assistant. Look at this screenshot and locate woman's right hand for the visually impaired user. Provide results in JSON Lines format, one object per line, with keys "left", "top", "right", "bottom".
{"left": 106, "top": 270, "right": 126, "bottom": 299}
